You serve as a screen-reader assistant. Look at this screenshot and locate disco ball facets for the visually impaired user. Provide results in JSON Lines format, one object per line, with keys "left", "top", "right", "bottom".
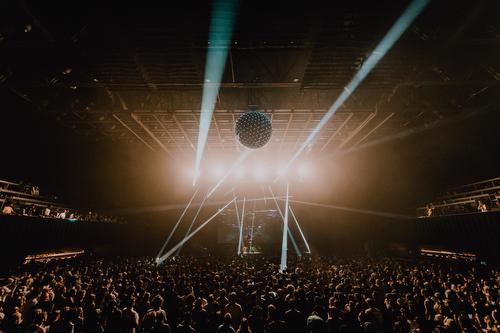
{"left": 235, "top": 111, "right": 272, "bottom": 149}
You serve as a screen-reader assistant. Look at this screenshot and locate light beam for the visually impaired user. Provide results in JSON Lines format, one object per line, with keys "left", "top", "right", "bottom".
{"left": 279, "top": 0, "right": 431, "bottom": 177}
{"left": 289, "top": 206, "right": 311, "bottom": 254}
{"left": 209, "top": 163, "right": 226, "bottom": 180}
{"left": 249, "top": 200, "right": 256, "bottom": 253}
{"left": 280, "top": 183, "right": 290, "bottom": 271}
{"left": 175, "top": 190, "right": 210, "bottom": 256}
{"left": 206, "top": 149, "right": 252, "bottom": 198}
{"left": 232, "top": 189, "right": 241, "bottom": 228}
{"left": 268, "top": 185, "right": 301, "bottom": 257}
{"left": 157, "top": 198, "right": 235, "bottom": 264}
{"left": 193, "top": 0, "right": 238, "bottom": 185}
{"left": 155, "top": 187, "right": 200, "bottom": 260}
{"left": 237, "top": 197, "right": 246, "bottom": 255}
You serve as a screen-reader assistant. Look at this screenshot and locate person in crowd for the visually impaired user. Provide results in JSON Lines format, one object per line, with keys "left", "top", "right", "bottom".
{"left": 6, "top": 309, "right": 24, "bottom": 333}
{"left": 28, "top": 309, "right": 47, "bottom": 333}
{"left": 30, "top": 186, "right": 39, "bottom": 197}
{"left": 1, "top": 201, "right": 14, "bottom": 215}
{"left": 43, "top": 206, "right": 51, "bottom": 217}
{"left": 122, "top": 296, "right": 140, "bottom": 333}
{"left": 58, "top": 209, "right": 67, "bottom": 219}
{"left": 478, "top": 200, "right": 488, "bottom": 212}
{"left": 266, "top": 305, "right": 287, "bottom": 333}
{"left": 217, "top": 313, "right": 236, "bottom": 333}
{"left": 236, "top": 318, "right": 252, "bottom": 333}
{"left": 426, "top": 204, "right": 433, "bottom": 217}
{"left": 176, "top": 311, "right": 195, "bottom": 333}
{"left": 192, "top": 298, "right": 209, "bottom": 332}
{"left": 284, "top": 301, "right": 306, "bottom": 333}
{"left": 358, "top": 298, "right": 383, "bottom": 333}
{"left": 306, "top": 310, "right": 326, "bottom": 333}
{"left": 104, "top": 298, "right": 122, "bottom": 332}
{"left": 141, "top": 295, "right": 170, "bottom": 333}
{"left": 224, "top": 292, "right": 243, "bottom": 329}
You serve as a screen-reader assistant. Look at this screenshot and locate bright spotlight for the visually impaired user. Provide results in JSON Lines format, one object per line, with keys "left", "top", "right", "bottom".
{"left": 297, "top": 164, "right": 310, "bottom": 179}
{"left": 234, "top": 167, "right": 245, "bottom": 179}
{"left": 186, "top": 167, "right": 201, "bottom": 182}
{"left": 253, "top": 165, "right": 268, "bottom": 181}
{"left": 277, "top": 165, "right": 288, "bottom": 178}
{"left": 209, "top": 164, "right": 225, "bottom": 180}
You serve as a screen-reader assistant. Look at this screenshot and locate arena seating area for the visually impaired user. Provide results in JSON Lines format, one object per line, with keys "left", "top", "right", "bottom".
{"left": 417, "top": 177, "right": 500, "bottom": 217}
{"left": 0, "top": 179, "right": 123, "bottom": 224}
{"left": 0, "top": 256, "right": 498, "bottom": 333}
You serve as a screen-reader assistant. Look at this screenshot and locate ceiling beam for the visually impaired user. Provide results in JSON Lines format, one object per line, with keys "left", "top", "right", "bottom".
{"left": 152, "top": 115, "right": 183, "bottom": 151}
{"left": 292, "top": 113, "right": 313, "bottom": 151}
{"left": 131, "top": 113, "right": 174, "bottom": 158}
{"left": 172, "top": 114, "right": 195, "bottom": 151}
{"left": 232, "top": 113, "right": 241, "bottom": 152}
{"left": 134, "top": 56, "right": 158, "bottom": 91}
{"left": 14, "top": 81, "right": 303, "bottom": 89}
{"left": 319, "top": 113, "right": 354, "bottom": 152}
{"left": 335, "top": 112, "right": 376, "bottom": 152}
{"left": 112, "top": 114, "right": 155, "bottom": 152}
{"left": 212, "top": 115, "right": 225, "bottom": 150}
{"left": 352, "top": 112, "right": 395, "bottom": 147}
{"left": 279, "top": 114, "right": 294, "bottom": 150}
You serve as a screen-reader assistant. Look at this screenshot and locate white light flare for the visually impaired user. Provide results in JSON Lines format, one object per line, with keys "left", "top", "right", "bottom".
{"left": 234, "top": 167, "right": 245, "bottom": 179}
{"left": 253, "top": 164, "right": 268, "bottom": 182}
{"left": 297, "top": 164, "right": 310, "bottom": 180}
{"left": 207, "top": 149, "right": 252, "bottom": 198}
{"left": 209, "top": 163, "right": 225, "bottom": 180}
{"left": 277, "top": 165, "right": 288, "bottom": 178}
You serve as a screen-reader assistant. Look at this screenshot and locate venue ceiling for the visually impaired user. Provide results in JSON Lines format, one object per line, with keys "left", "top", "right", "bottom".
{"left": 1, "top": 0, "right": 499, "bottom": 158}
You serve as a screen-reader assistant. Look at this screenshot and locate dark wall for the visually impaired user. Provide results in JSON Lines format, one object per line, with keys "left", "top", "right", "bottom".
{"left": 290, "top": 208, "right": 500, "bottom": 265}
{"left": 1, "top": 207, "right": 499, "bottom": 269}
{"left": 0, "top": 215, "right": 130, "bottom": 269}
{"left": 412, "top": 211, "right": 500, "bottom": 262}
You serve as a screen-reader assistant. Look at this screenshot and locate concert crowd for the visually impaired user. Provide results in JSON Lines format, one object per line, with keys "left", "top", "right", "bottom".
{"left": 0, "top": 256, "right": 498, "bottom": 333}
